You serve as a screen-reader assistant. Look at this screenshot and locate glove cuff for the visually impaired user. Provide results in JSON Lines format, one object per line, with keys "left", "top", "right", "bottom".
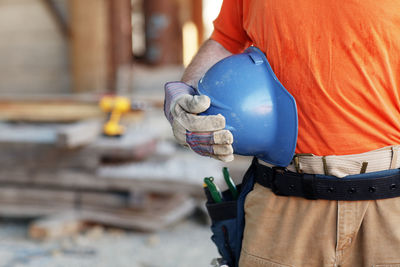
{"left": 164, "top": 81, "right": 196, "bottom": 123}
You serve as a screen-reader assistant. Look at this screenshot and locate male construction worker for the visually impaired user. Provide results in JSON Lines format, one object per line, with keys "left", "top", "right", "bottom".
{"left": 164, "top": 1, "right": 400, "bottom": 266}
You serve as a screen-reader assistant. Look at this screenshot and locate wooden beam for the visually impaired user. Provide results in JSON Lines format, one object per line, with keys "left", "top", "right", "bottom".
{"left": 192, "top": 0, "right": 204, "bottom": 46}
{"left": 78, "top": 194, "right": 196, "bottom": 231}
{"left": 0, "top": 93, "right": 162, "bottom": 108}
{"left": 0, "top": 189, "right": 195, "bottom": 232}
{"left": 108, "top": 0, "right": 133, "bottom": 92}
{"left": 0, "top": 100, "right": 103, "bottom": 122}
{"left": 143, "top": 0, "right": 183, "bottom": 65}
{"left": 69, "top": 0, "right": 110, "bottom": 92}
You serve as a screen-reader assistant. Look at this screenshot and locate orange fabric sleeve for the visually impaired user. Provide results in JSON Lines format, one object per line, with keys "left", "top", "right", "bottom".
{"left": 210, "top": 0, "right": 252, "bottom": 54}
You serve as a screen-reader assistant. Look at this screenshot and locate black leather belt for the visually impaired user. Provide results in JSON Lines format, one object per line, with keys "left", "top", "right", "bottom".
{"left": 254, "top": 159, "right": 400, "bottom": 201}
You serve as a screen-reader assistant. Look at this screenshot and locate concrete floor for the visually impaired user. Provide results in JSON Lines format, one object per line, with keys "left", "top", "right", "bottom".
{"left": 0, "top": 216, "right": 219, "bottom": 267}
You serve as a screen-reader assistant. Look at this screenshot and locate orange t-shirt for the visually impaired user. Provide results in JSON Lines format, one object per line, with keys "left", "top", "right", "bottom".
{"left": 211, "top": 0, "right": 400, "bottom": 156}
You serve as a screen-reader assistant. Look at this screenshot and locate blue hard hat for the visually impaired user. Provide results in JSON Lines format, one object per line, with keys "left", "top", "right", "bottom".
{"left": 196, "top": 46, "right": 298, "bottom": 166}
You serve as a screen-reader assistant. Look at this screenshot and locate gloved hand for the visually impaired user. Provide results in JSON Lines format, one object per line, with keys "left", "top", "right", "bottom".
{"left": 164, "top": 81, "right": 234, "bottom": 162}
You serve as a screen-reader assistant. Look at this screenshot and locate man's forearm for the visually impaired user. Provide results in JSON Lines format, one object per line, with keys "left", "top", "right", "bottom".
{"left": 181, "top": 39, "right": 232, "bottom": 88}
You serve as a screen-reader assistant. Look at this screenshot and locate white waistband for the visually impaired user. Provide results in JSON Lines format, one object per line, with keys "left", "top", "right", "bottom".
{"left": 258, "top": 145, "right": 400, "bottom": 178}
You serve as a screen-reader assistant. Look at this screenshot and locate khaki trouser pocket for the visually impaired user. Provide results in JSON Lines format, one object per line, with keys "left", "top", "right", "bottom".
{"left": 239, "top": 249, "right": 293, "bottom": 267}
{"left": 374, "top": 264, "right": 400, "bottom": 267}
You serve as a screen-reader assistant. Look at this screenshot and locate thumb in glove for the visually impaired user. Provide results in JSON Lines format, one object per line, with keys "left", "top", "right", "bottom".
{"left": 164, "top": 81, "right": 234, "bottom": 162}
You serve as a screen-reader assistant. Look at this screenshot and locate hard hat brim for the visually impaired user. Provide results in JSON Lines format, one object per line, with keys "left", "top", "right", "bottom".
{"left": 248, "top": 47, "right": 298, "bottom": 166}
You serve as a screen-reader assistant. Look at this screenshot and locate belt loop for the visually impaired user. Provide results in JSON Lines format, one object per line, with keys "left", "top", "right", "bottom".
{"left": 360, "top": 162, "right": 368, "bottom": 174}
{"left": 271, "top": 166, "right": 285, "bottom": 195}
{"left": 391, "top": 146, "right": 399, "bottom": 169}
{"left": 293, "top": 155, "right": 302, "bottom": 173}
{"left": 301, "top": 174, "right": 317, "bottom": 199}
{"left": 322, "top": 156, "right": 329, "bottom": 175}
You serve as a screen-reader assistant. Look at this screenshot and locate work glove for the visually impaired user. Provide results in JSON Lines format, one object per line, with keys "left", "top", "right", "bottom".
{"left": 164, "top": 81, "right": 234, "bottom": 162}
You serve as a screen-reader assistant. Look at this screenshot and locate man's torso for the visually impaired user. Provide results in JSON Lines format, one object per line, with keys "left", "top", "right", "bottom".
{"left": 224, "top": 0, "right": 400, "bottom": 155}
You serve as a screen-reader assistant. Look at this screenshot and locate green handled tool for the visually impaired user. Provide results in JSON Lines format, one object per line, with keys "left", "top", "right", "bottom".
{"left": 204, "top": 177, "right": 223, "bottom": 203}
{"left": 223, "top": 167, "right": 239, "bottom": 200}
{"left": 203, "top": 182, "right": 214, "bottom": 203}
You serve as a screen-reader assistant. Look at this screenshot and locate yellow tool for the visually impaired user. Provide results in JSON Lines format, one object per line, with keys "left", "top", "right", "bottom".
{"left": 99, "top": 95, "right": 131, "bottom": 137}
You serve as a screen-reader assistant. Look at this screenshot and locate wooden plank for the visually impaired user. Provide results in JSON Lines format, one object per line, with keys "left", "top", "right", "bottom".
{"left": 56, "top": 119, "right": 102, "bottom": 148}
{"left": 0, "top": 92, "right": 162, "bottom": 109}
{"left": 0, "top": 143, "right": 98, "bottom": 170}
{"left": 0, "top": 203, "right": 69, "bottom": 218}
{"left": 0, "top": 170, "right": 109, "bottom": 191}
{"left": 0, "top": 183, "right": 152, "bottom": 210}
{"left": 0, "top": 191, "right": 195, "bottom": 232}
{"left": 0, "top": 187, "right": 76, "bottom": 206}
{"left": 0, "top": 148, "right": 225, "bottom": 198}
{"left": 29, "top": 211, "right": 85, "bottom": 240}
{"left": 97, "top": 151, "right": 225, "bottom": 196}
{"left": 0, "top": 94, "right": 100, "bottom": 103}
{"left": 0, "top": 109, "right": 144, "bottom": 146}
{"left": 80, "top": 190, "right": 149, "bottom": 210}
{"left": 0, "top": 169, "right": 205, "bottom": 198}
{"left": 80, "top": 194, "right": 196, "bottom": 231}
{"left": 69, "top": 0, "right": 110, "bottom": 92}
{"left": 0, "top": 101, "right": 104, "bottom": 122}
{"left": 97, "top": 139, "right": 157, "bottom": 162}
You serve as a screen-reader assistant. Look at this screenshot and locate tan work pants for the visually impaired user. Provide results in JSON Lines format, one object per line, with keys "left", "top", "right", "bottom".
{"left": 239, "top": 184, "right": 400, "bottom": 267}
{"left": 239, "top": 146, "right": 400, "bottom": 267}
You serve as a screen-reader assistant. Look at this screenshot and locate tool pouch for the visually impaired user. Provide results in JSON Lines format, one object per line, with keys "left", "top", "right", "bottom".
{"left": 206, "top": 188, "right": 240, "bottom": 266}
{"left": 205, "top": 158, "right": 256, "bottom": 267}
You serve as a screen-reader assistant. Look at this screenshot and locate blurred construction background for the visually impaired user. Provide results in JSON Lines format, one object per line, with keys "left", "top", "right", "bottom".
{"left": 0, "top": 0, "right": 252, "bottom": 266}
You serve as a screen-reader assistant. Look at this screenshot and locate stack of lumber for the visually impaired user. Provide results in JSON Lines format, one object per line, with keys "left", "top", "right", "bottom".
{"left": 0, "top": 99, "right": 225, "bottom": 239}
